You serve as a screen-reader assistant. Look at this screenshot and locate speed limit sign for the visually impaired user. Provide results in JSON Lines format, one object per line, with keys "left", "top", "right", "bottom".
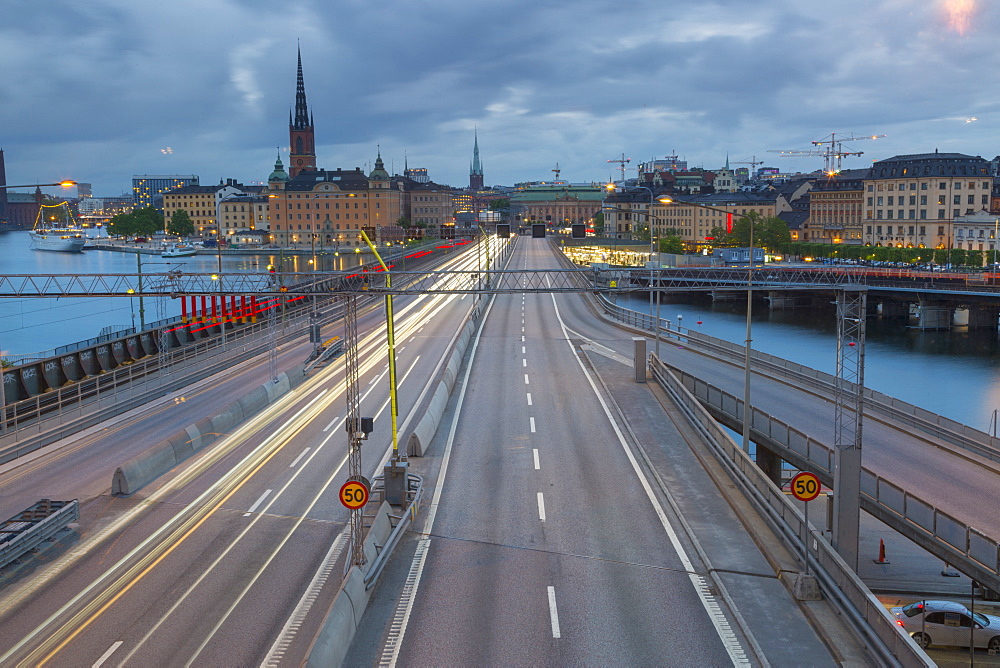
{"left": 790, "top": 471, "right": 822, "bottom": 502}
{"left": 340, "top": 477, "right": 370, "bottom": 510}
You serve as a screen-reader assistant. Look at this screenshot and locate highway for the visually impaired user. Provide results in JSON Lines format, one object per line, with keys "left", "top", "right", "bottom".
{"left": 349, "top": 238, "right": 842, "bottom": 666}
{"left": 0, "top": 238, "right": 505, "bottom": 666}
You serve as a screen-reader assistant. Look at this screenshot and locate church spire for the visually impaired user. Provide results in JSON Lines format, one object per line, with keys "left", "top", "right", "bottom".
{"left": 469, "top": 129, "right": 484, "bottom": 190}
{"left": 288, "top": 45, "right": 317, "bottom": 178}
{"left": 292, "top": 45, "right": 310, "bottom": 131}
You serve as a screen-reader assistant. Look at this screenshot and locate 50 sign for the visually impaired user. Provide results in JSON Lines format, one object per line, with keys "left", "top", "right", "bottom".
{"left": 340, "top": 477, "right": 370, "bottom": 510}
{"left": 790, "top": 471, "right": 821, "bottom": 502}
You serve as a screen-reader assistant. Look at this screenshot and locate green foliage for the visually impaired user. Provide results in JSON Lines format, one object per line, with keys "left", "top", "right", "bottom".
{"left": 659, "top": 235, "right": 685, "bottom": 254}
{"left": 728, "top": 212, "right": 790, "bottom": 252}
{"left": 167, "top": 209, "right": 195, "bottom": 236}
{"left": 108, "top": 207, "right": 163, "bottom": 238}
{"left": 396, "top": 216, "right": 411, "bottom": 228}
{"left": 592, "top": 211, "right": 605, "bottom": 235}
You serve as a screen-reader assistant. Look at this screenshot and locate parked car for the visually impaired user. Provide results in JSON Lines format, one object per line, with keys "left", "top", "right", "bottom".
{"left": 891, "top": 600, "right": 1000, "bottom": 651}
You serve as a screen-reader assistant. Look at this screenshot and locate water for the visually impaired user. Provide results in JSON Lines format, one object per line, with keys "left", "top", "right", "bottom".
{"left": 0, "top": 231, "right": 364, "bottom": 357}
{"left": 617, "top": 293, "right": 1000, "bottom": 432}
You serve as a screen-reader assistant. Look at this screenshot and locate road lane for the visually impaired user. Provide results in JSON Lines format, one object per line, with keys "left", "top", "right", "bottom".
{"left": 0, "top": 241, "right": 503, "bottom": 666}
{"left": 387, "top": 238, "right": 747, "bottom": 666}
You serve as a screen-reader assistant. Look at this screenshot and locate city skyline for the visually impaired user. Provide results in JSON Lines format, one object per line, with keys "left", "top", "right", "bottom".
{"left": 2, "top": 0, "right": 997, "bottom": 195}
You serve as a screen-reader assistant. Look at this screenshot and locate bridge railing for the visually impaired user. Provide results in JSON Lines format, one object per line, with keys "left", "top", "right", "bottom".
{"left": 595, "top": 293, "right": 1000, "bottom": 464}
{"left": 669, "top": 363, "right": 1000, "bottom": 596}
{"left": 649, "top": 358, "right": 931, "bottom": 667}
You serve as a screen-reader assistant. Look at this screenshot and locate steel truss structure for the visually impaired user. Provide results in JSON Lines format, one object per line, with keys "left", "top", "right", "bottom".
{"left": 0, "top": 265, "right": 982, "bottom": 298}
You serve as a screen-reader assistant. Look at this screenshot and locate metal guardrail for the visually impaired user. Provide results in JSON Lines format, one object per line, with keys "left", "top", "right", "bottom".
{"left": 669, "top": 364, "right": 1000, "bottom": 596}
{"left": 598, "top": 289, "right": 1000, "bottom": 586}
{"left": 649, "top": 359, "right": 931, "bottom": 667}
{"left": 0, "top": 499, "right": 79, "bottom": 568}
{"left": 363, "top": 472, "right": 424, "bottom": 589}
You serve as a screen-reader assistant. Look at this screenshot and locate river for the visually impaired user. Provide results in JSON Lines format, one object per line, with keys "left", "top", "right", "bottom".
{"left": 616, "top": 292, "right": 1000, "bottom": 433}
{"left": 3, "top": 234, "right": 998, "bottom": 430}
{"left": 0, "top": 230, "right": 363, "bottom": 358}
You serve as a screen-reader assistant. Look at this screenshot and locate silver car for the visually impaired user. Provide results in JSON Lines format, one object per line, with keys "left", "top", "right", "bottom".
{"left": 890, "top": 600, "right": 1000, "bottom": 652}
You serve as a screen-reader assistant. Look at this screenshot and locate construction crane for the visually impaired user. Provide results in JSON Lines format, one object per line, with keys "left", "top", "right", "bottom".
{"left": 607, "top": 153, "right": 631, "bottom": 182}
{"left": 551, "top": 163, "right": 561, "bottom": 181}
{"left": 770, "top": 132, "right": 886, "bottom": 174}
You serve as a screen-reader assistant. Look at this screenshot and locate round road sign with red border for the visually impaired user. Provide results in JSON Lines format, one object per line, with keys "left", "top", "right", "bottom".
{"left": 340, "top": 478, "right": 370, "bottom": 510}
{"left": 790, "top": 471, "right": 822, "bottom": 502}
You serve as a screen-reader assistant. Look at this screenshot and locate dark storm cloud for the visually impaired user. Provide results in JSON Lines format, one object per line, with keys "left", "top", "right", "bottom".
{"left": 2, "top": 0, "right": 998, "bottom": 194}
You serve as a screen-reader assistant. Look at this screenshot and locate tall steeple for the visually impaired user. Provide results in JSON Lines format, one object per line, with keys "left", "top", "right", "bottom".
{"left": 469, "top": 129, "right": 484, "bottom": 191}
{"left": 288, "top": 44, "right": 317, "bottom": 178}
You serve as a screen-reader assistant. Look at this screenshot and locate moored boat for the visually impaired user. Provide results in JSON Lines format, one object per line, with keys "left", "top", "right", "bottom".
{"left": 29, "top": 203, "right": 86, "bottom": 252}
{"left": 161, "top": 243, "right": 198, "bottom": 258}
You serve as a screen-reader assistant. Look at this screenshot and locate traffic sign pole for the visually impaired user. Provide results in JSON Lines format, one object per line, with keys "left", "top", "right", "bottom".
{"left": 790, "top": 471, "right": 822, "bottom": 575}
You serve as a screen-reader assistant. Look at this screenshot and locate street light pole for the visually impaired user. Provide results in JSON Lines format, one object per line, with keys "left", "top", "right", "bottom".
{"left": 742, "top": 217, "right": 754, "bottom": 454}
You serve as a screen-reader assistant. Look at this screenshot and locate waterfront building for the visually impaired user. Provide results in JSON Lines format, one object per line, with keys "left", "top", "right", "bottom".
{"left": 656, "top": 192, "right": 778, "bottom": 251}
{"left": 1, "top": 190, "right": 43, "bottom": 230}
{"left": 132, "top": 174, "right": 199, "bottom": 210}
{"left": 863, "top": 151, "right": 992, "bottom": 248}
{"left": 162, "top": 180, "right": 254, "bottom": 237}
{"left": 805, "top": 169, "right": 866, "bottom": 244}
{"left": 219, "top": 194, "right": 270, "bottom": 239}
{"left": 511, "top": 183, "right": 605, "bottom": 230}
{"left": 953, "top": 210, "right": 1000, "bottom": 255}
{"left": 407, "top": 181, "right": 452, "bottom": 229}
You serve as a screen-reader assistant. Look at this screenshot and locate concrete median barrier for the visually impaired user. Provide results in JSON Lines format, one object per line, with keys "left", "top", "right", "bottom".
{"left": 304, "top": 501, "right": 393, "bottom": 668}
{"left": 112, "top": 371, "right": 301, "bottom": 496}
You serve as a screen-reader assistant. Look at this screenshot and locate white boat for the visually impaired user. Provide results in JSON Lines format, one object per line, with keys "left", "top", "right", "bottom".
{"left": 161, "top": 243, "right": 198, "bottom": 258}
{"left": 29, "top": 203, "right": 87, "bottom": 252}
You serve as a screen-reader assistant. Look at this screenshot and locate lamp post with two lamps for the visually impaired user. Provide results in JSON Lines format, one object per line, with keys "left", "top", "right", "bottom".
{"left": 657, "top": 196, "right": 758, "bottom": 455}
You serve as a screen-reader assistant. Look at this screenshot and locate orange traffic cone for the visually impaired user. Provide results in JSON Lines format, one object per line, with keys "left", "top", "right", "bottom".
{"left": 873, "top": 538, "right": 890, "bottom": 564}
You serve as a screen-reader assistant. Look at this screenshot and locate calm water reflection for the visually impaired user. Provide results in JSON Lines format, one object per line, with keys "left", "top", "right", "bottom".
{"left": 0, "top": 230, "right": 364, "bottom": 356}
{"left": 618, "top": 292, "right": 1000, "bottom": 431}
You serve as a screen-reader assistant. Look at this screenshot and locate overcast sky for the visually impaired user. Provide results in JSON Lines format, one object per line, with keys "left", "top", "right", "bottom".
{"left": 2, "top": 0, "right": 996, "bottom": 197}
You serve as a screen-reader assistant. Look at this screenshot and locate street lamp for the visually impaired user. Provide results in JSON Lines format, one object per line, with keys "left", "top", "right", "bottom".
{"left": 659, "top": 195, "right": 756, "bottom": 453}
{"left": 631, "top": 185, "right": 660, "bottom": 358}
{"left": 0, "top": 181, "right": 77, "bottom": 190}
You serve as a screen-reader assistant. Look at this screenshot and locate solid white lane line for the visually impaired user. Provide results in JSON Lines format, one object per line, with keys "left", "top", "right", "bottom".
{"left": 533, "top": 449, "right": 540, "bottom": 470}
{"left": 526, "top": 393, "right": 532, "bottom": 406}
{"left": 289, "top": 447, "right": 311, "bottom": 468}
{"left": 529, "top": 417, "right": 536, "bottom": 433}
{"left": 244, "top": 489, "right": 272, "bottom": 517}
{"left": 322, "top": 416, "right": 341, "bottom": 432}
{"left": 92, "top": 641, "right": 123, "bottom": 667}
{"left": 524, "top": 374, "right": 530, "bottom": 385}
{"left": 547, "top": 587, "right": 561, "bottom": 638}
{"left": 522, "top": 359, "right": 527, "bottom": 367}
{"left": 537, "top": 493, "right": 546, "bottom": 521}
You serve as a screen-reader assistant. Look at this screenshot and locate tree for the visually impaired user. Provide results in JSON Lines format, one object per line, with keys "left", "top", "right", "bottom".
{"left": 108, "top": 212, "right": 136, "bottom": 238}
{"left": 168, "top": 209, "right": 195, "bottom": 237}
{"left": 396, "top": 216, "right": 411, "bottom": 228}
{"left": 659, "top": 234, "right": 685, "bottom": 254}
{"left": 592, "top": 211, "right": 605, "bottom": 236}
{"left": 132, "top": 207, "right": 163, "bottom": 237}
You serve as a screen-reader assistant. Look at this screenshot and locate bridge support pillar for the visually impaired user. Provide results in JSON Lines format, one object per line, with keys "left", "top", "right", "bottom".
{"left": 916, "top": 301, "right": 952, "bottom": 330}
{"left": 833, "top": 446, "right": 861, "bottom": 572}
{"left": 755, "top": 445, "right": 783, "bottom": 487}
{"left": 766, "top": 291, "right": 799, "bottom": 310}
{"left": 632, "top": 337, "right": 646, "bottom": 383}
{"left": 877, "top": 301, "right": 909, "bottom": 318}
{"left": 965, "top": 305, "right": 1000, "bottom": 330}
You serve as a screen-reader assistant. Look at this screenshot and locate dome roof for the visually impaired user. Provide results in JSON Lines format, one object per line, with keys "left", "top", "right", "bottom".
{"left": 268, "top": 155, "right": 290, "bottom": 182}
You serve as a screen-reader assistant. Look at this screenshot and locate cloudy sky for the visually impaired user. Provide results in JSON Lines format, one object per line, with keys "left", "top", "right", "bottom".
{"left": 2, "top": 0, "right": 996, "bottom": 197}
